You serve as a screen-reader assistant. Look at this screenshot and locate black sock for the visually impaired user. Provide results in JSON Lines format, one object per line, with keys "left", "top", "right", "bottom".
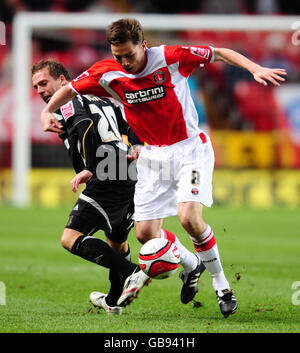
{"left": 106, "top": 246, "right": 136, "bottom": 307}
{"left": 71, "top": 235, "right": 137, "bottom": 275}
{"left": 105, "top": 269, "right": 123, "bottom": 307}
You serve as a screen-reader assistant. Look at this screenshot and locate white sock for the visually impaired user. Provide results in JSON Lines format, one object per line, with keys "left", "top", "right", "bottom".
{"left": 191, "top": 225, "right": 230, "bottom": 291}
{"left": 161, "top": 229, "right": 198, "bottom": 273}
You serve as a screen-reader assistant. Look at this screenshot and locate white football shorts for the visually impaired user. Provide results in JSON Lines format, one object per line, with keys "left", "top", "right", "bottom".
{"left": 134, "top": 132, "right": 215, "bottom": 221}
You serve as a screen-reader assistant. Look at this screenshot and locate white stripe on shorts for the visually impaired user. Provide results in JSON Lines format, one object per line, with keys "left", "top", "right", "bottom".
{"left": 79, "top": 193, "right": 112, "bottom": 233}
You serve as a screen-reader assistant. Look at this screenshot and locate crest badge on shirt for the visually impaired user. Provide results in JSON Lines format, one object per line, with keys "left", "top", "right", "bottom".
{"left": 153, "top": 71, "right": 165, "bottom": 84}
{"left": 191, "top": 188, "right": 199, "bottom": 195}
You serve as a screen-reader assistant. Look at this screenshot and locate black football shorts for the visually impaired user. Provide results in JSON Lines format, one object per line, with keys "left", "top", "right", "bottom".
{"left": 65, "top": 182, "right": 135, "bottom": 244}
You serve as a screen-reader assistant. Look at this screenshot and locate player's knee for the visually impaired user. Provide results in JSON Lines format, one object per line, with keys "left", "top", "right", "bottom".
{"left": 179, "top": 214, "right": 206, "bottom": 237}
{"left": 136, "top": 228, "right": 159, "bottom": 244}
{"left": 178, "top": 214, "right": 189, "bottom": 229}
{"left": 135, "top": 221, "right": 162, "bottom": 244}
{"left": 61, "top": 229, "right": 81, "bottom": 252}
{"left": 60, "top": 232, "right": 71, "bottom": 251}
{"left": 136, "top": 232, "right": 147, "bottom": 244}
{"left": 178, "top": 202, "right": 206, "bottom": 234}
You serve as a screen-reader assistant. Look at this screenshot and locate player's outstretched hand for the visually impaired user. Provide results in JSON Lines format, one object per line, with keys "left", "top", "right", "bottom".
{"left": 252, "top": 67, "right": 287, "bottom": 87}
{"left": 41, "top": 110, "right": 64, "bottom": 133}
{"left": 71, "top": 170, "right": 93, "bottom": 192}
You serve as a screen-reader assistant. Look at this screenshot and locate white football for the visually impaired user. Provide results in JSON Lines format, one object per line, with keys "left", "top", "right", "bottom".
{"left": 138, "top": 238, "right": 180, "bottom": 279}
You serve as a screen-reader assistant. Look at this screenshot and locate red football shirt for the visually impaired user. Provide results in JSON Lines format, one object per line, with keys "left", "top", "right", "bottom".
{"left": 70, "top": 45, "right": 214, "bottom": 146}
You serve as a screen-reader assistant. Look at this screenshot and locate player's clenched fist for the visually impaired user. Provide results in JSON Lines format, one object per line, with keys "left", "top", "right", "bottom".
{"left": 40, "top": 85, "right": 76, "bottom": 133}
{"left": 41, "top": 109, "right": 64, "bottom": 133}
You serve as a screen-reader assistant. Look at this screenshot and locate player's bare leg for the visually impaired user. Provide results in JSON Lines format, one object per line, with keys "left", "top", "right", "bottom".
{"left": 178, "top": 202, "right": 207, "bottom": 237}
{"left": 135, "top": 219, "right": 163, "bottom": 243}
{"left": 178, "top": 201, "right": 237, "bottom": 317}
{"left": 61, "top": 228, "right": 82, "bottom": 251}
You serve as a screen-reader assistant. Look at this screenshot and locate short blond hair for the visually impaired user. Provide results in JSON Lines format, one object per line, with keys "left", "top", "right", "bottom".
{"left": 31, "top": 59, "right": 71, "bottom": 81}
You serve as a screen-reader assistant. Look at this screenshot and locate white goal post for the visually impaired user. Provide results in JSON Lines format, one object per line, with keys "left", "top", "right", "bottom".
{"left": 11, "top": 12, "right": 300, "bottom": 206}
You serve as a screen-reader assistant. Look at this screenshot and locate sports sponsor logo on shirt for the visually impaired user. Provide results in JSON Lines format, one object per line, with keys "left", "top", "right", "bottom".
{"left": 183, "top": 46, "right": 210, "bottom": 60}
{"left": 124, "top": 85, "right": 166, "bottom": 104}
{"left": 60, "top": 101, "right": 74, "bottom": 120}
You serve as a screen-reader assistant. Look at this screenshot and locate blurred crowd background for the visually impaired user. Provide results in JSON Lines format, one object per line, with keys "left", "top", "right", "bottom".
{"left": 0, "top": 0, "right": 300, "bottom": 207}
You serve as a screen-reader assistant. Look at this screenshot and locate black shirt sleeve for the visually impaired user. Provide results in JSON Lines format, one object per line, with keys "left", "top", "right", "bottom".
{"left": 54, "top": 112, "right": 86, "bottom": 173}
{"left": 74, "top": 119, "right": 97, "bottom": 174}
{"left": 60, "top": 98, "right": 97, "bottom": 174}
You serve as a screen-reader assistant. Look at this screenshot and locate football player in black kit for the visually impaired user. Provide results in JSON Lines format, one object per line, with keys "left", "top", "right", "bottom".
{"left": 32, "top": 59, "right": 148, "bottom": 315}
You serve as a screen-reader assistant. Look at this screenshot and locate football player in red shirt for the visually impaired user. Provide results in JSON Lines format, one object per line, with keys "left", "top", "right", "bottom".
{"left": 40, "top": 18, "right": 286, "bottom": 318}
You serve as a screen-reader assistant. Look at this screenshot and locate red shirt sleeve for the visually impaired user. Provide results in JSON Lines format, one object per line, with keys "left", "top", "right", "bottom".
{"left": 70, "top": 61, "right": 113, "bottom": 97}
{"left": 164, "top": 45, "right": 214, "bottom": 77}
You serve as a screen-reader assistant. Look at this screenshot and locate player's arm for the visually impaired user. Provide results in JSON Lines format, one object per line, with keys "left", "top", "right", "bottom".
{"left": 62, "top": 133, "right": 87, "bottom": 174}
{"left": 41, "top": 85, "right": 77, "bottom": 133}
{"left": 213, "top": 48, "right": 287, "bottom": 86}
{"left": 70, "top": 119, "right": 97, "bottom": 192}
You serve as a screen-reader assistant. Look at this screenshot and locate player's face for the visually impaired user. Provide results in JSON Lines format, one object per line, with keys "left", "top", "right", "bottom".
{"left": 111, "top": 40, "right": 147, "bottom": 74}
{"left": 32, "top": 68, "right": 66, "bottom": 103}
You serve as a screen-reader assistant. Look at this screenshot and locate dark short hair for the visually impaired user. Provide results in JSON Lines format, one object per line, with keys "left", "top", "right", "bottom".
{"left": 31, "top": 59, "right": 71, "bottom": 81}
{"left": 106, "top": 18, "right": 144, "bottom": 45}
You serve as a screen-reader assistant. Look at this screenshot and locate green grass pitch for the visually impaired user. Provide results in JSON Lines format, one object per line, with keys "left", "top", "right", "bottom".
{"left": 0, "top": 205, "right": 299, "bottom": 333}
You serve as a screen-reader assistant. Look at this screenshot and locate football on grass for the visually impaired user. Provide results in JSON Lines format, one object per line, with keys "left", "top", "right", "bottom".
{"left": 138, "top": 238, "right": 180, "bottom": 279}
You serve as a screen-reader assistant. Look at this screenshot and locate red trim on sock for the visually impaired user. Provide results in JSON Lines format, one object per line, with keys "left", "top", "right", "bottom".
{"left": 162, "top": 229, "right": 176, "bottom": 243}
{"left": 199, "top": 230, "right": 212, "bottom": 244}
{"left": 193, "top": 235, "right": 216, "bottom": 252}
